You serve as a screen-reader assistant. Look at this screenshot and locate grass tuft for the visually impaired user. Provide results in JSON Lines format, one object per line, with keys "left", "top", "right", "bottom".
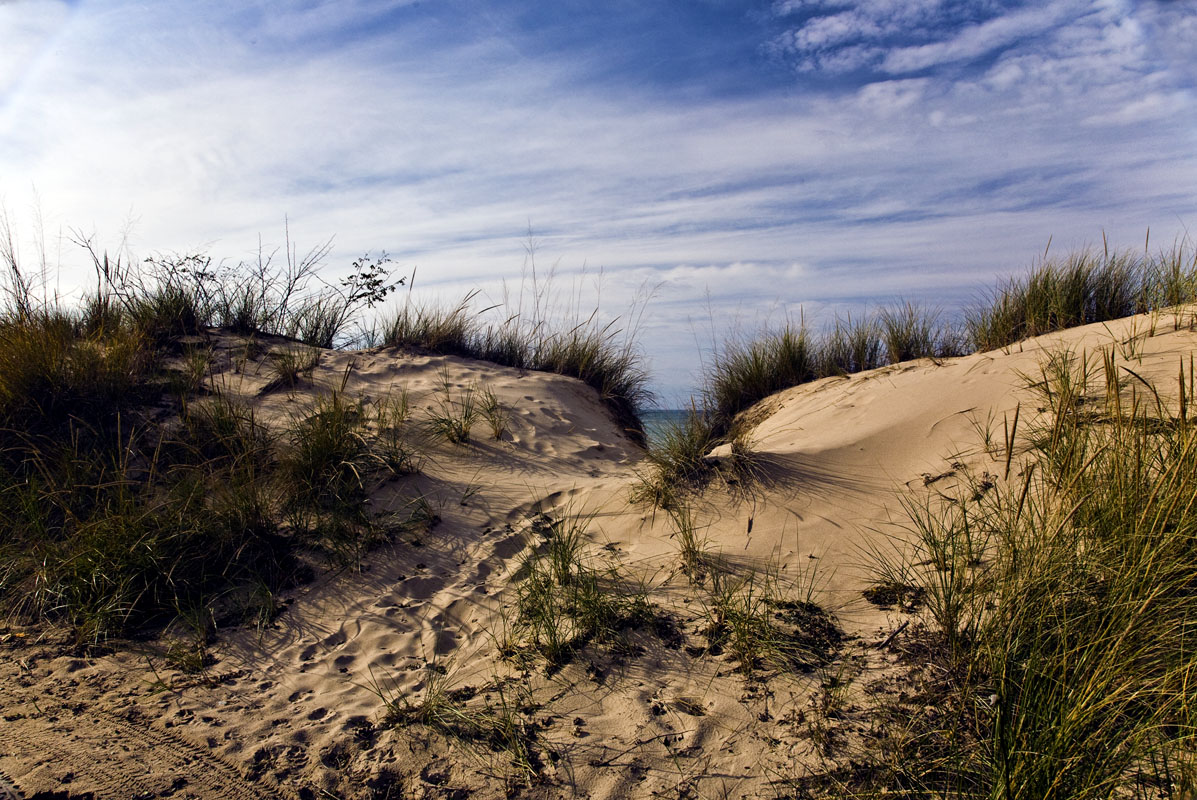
{"left": 380, "top": 273, "right": 652, "bottom": 443}
{"left": 506, "top": 511, "right": 656, "bottom": 671}
{"left": 845, "top": 346, "right": 1197, "bottom": 798}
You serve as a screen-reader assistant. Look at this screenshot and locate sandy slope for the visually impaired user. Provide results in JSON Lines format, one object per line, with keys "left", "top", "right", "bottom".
{"left": 1, "top": 309, "right": 1194, "bottom": 799}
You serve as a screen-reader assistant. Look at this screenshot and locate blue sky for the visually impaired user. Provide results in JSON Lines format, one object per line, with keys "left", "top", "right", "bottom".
{"left": 2, "top": 0, "right": 1195, "bottom": 402}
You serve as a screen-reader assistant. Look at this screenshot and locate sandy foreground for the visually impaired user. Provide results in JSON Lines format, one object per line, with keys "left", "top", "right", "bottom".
{"left": 2, "top": 310, "right": 1194, "bottom": 800}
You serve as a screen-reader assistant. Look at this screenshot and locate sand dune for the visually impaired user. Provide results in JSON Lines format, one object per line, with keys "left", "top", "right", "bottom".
{"left": 2, "top": 309, "right": 1193, "bottom": 799}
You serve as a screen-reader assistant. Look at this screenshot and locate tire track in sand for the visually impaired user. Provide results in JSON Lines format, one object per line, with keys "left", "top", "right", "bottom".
{"left": 0, "top": 706, "right": 286, "bottom": 800}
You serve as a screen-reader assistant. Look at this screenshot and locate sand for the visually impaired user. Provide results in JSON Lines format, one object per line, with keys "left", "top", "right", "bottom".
{"left": 1, "top": 309, "right": 1194, "bottom": 799}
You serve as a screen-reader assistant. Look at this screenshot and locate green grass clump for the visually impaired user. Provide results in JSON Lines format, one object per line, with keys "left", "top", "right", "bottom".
{"left": 850, "top": 348, "right": 1197, "bottom": 798}
{"left": 0, "top": 243, "right": 419, "bottom": 644}
{"left": 176, "top": 392, "right": 273, "bottom": 469}
{"left": 0, "top": 418, "right": 297, "bottom": 644}
{"left": 705, "top": 325, "right": 817, "bottom": 435}
{"left": 267, "top": 343, "right": 320, "bottom": 389}
{"left": 630, "top": 326, "right": 817, "bottom": 505}
{"left": 0, "top": 311, "right": 149, "bottom": 443}
{"left": 506, "top": 512, "right": 655, "bottom": 671}
{"left": 533, "top": 322, "right": 649, "bottom": 438}
{"left": 382, "top": 296, "right": 476, "bottom": 356}
{"left": 967, "top": 244, "right": 1197, "bottom": 352}
{"left": 701, "top": 569, "right": 841, "bottom": 676}
{"left": 630, "top": 407, "right": 719, "bottom": 508}
{"left": 820, "top": 312, "right": 883, "bottom": 375}
{"left": 282, "top": 388, "right": 374, "bottom": 510}
{"left": 0, "top": 352, "right": 411, "bottom": 645}
{"left": 423, "top": 376, "right": 479, "bottom": 445}
{"left": 967, "top": 250, "right": 1138, "bottom": 351}
{"left": 879, "top": 301, "right": 961, "bottom": 362}
{"left": 374, "top": 389, "right": 424, "bottom": 474}
{"left": 381, "top": 668, "right": 541, "bottom": 781}
{"left": 477, "top": 385, "right": 510, "bottom": 440}
{"left": 380, "top": 282, "right": 651, "bottom": 444}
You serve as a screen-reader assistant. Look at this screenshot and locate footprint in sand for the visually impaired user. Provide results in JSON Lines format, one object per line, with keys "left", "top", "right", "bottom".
{"left": 492, "top": 533, "right": 526, "bottom": 560}
{"left": 374, "top": 632, "right": 402, "bottom": 651}
{"left": 369, "top": 651, "right": 402, "bottom": 669}
{"left": 400, "top": 576, "right": 439, "bottom": 599}
{"left": 433, "top": 628, "right": 457, "bottom": 656}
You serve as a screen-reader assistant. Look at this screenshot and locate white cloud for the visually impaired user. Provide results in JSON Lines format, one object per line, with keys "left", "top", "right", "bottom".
{"left": 855, "top": 78, "right": 928, "bottom": 114}
{"left": 793, "top": 43, "right": 884, "bottom": 74}
{"left": 983, "top": 59, "right": 1024, "bottom": 90}
{"left": 1084, "top": 89, "right": 1195, "bottom": 125}
{"left": 880, "top": 1, "right": 1080, "bottom": 74}
{"left": 0, "top": 0, "right": 1194, "bottom": 399}
{"left": 251, "top": 0, "right": 424, "bottom": 41}
{"left": 793, "top": 11, "right": 882, "bottom": 49}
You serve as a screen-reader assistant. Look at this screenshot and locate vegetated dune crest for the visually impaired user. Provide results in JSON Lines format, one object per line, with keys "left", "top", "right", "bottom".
{"left": 2, "top": 307, "right": 1194, "bottom": 800}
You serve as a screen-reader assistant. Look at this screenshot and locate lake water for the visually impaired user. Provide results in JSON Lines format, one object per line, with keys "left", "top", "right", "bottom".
{"left": 640, "top": 409, "right": 690, "bottom": 449}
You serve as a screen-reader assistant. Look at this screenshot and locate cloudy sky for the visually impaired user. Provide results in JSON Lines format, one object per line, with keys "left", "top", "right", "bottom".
{"left": 2, "top": 0, "right": 1195, "bottom": 402}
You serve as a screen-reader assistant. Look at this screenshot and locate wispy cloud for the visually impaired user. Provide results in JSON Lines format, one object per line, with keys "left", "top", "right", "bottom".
{"left": 881, "top": 1, "right": 1078, "bottom": 73}
{"left": 0, "top": 0, "right": 71, "bottom": 98}
{"left": 0, "top": 0, "right": 1193, "bottom": 400}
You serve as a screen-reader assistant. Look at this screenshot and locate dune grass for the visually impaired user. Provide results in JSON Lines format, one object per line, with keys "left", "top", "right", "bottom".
{"left": 830, "top": 347, "right": 1197, "bottom": 798}
{"left": 967, "top": 241, "right": 1197, "bottom": 352}
{"left": 0, "top": 246, "right": 421, "bottom": 645}
{"left": 633, "top": 302, "right": 959, "bottom": 505}
{"left": 382, "top": 294, "right": 478, "bottom": 357}
{"left": 381, "top": 667, "right": 542, "bottom": 782}
{"left": 504, "top": 511, "right": 658, "bottom": 671}
{"left": 379, "top": 270, "right": 652, "bottom": 444}
{"left": 0, "top": 317, "right": 412, "bottom": 645}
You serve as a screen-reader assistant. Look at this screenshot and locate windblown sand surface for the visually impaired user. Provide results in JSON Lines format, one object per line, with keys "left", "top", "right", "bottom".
{"left": 2, "top": 310, "right": 1194, "bottom": 799}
